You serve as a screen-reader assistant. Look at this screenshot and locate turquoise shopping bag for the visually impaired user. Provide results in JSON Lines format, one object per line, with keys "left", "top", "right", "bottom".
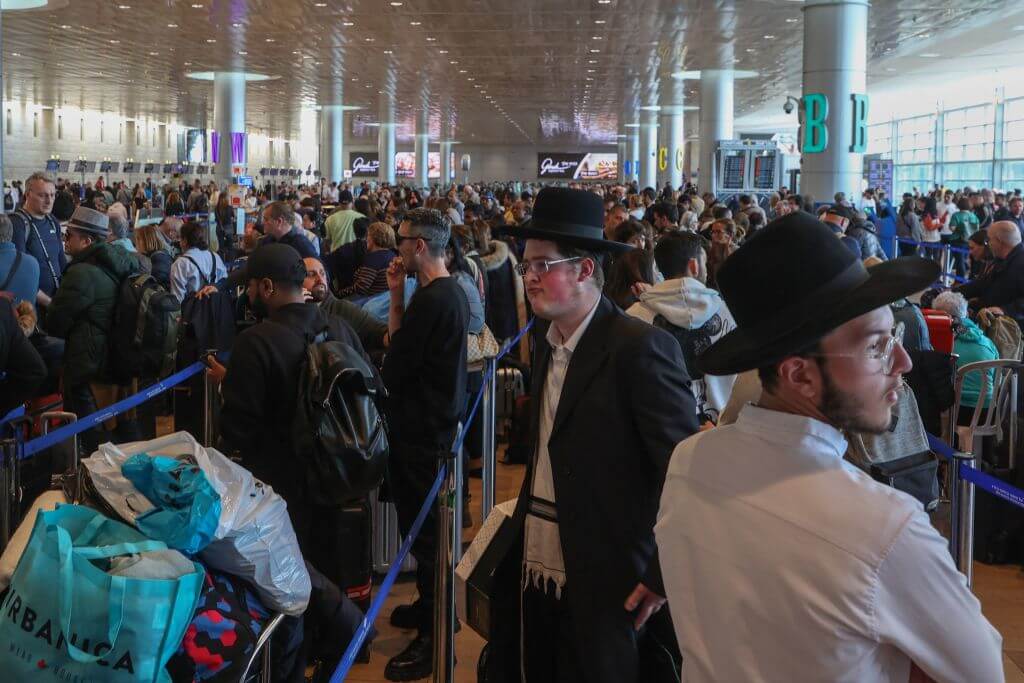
{"left": 0, "top": 504, "right": 205, "bottom": 682}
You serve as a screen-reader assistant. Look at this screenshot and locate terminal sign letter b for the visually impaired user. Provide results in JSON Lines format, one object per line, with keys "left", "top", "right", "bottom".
{"left": 802, "top": 93, "right": 829, "bottom": 154}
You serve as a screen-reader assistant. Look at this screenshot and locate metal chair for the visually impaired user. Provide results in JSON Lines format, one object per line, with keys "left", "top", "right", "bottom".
{"left": 948, "top": 359, "right": 1023, "bottom": 469}
{"left": 239, "top": 612, "right": 286, "bottom": 683}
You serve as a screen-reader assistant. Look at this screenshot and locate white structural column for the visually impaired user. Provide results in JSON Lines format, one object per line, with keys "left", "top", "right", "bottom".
{"left": 801, "top": 0, "right": 869, "bottom": 202}
{"left": 213, "top": 71, "right": 246, "bottom": 183}
{"left": 439, "top": 141, "right": 452, "bottom": 188}
{"left": 628, "top": 130, "right": 640, "bottom": 184}
{"left": 616, "top": 138, "right": 628, "bottom": 184}
{"left": 639, "top": 109, "right": 658, "bottom": 190}
{"left": 378, "top": 93, "right": 397, "bottom": 184}
{"left": 319, "top": 105, "right": 345, "bottom": 185}
{"left": 698, "top": 69, "right": 734, "bottom": 195}
{"left": 415, "top": 107, "right": 430, "bottom": 189}
{"left": 661, "top": 110, "right": 685, "bottom": 190}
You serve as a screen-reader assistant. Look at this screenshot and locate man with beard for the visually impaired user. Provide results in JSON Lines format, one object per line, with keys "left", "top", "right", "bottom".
{"left": 302, "top": 256, "right": 387, "bottom": 353}
{"left": 655, "top": 213, "right": 1003, "bottom": 682}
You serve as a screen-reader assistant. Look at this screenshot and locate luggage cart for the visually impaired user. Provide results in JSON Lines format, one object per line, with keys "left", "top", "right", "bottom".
{"left": 239, "top": 612, "right": 286, "bottom": 682}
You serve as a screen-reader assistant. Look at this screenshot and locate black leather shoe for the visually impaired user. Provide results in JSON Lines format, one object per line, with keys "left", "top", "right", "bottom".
{"left": 384, "top": 634, "right": 434, "bottom": 681}
{"left": 389, "top": 600, "right": 425, "bottom": 630}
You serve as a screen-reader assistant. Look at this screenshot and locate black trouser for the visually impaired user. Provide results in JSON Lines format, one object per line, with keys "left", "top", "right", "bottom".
{"left": 462, "top": 369, "right": 484, "bottom": 498}
{"left": 62, "top": 382, "right": 105, "bottom": 455}
{"left": 523, "top": 582, "right": 588, "bottom": 683}
{"left": 387, "top": 440, "right": 445, "bottom": 635}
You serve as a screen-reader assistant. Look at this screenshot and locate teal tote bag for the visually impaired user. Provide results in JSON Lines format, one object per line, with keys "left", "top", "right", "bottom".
{"left": 0, "top": 504, "right": 204, "bottom": 682}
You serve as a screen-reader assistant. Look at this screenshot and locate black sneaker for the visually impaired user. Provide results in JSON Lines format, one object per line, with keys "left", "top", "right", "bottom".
{"left": 384, "top": 634, "right": 434, "bottom": 682}
{"left": 389, "top": 600, "right": 425, "bottom": 630}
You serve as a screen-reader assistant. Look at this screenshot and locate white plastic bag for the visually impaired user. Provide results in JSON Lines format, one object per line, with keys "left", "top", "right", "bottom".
{"left": 0, "top": 490, "right": 68, "bottom": 591}
{"left": 82, "top": 431, "right": 311, "bottom": 615}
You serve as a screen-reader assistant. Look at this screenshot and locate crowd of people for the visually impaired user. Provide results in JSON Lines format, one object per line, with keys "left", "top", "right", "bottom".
{"left": 0, "top": 167, "right": 1019, "bottom": 682}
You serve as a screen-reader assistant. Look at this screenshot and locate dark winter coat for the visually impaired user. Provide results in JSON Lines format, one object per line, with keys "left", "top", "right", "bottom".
{"left": 46, "top": 241, "right": 138, "bottom": 386}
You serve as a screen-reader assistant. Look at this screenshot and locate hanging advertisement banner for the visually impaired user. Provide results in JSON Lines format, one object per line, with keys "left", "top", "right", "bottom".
{"left": 536, "top": 153, "right": 618, "bottom": 180}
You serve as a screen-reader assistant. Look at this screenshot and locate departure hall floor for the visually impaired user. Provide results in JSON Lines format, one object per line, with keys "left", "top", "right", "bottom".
{"left": 348, "top": 457, "right": 1024, "bottom": 682}
{"left": 157, "top": 419, "right": 1024, "bottom": 680}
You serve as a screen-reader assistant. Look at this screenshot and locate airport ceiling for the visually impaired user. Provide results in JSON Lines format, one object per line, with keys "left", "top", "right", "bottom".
{"left": 3, "top": 0, "right": 1024, "bottom": 146}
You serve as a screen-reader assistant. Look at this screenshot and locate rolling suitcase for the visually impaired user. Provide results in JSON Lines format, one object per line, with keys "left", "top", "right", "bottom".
{"left": 370, "top": 486, "right": 417, "bottom": 575}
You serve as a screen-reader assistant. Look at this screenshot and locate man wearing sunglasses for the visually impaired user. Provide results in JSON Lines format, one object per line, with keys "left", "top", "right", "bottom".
{"left": 381, "top": 207, "right": 468, "bottom": 682}
{"left": 484, "top": 187, "right": 699, "bottom": 683}
{"left": 656, "top": 212, "right": 1003, "bottom": 682}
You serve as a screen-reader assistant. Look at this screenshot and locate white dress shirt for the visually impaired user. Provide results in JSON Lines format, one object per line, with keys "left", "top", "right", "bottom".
{"left": 523, "top": 298, "right": 601, "bottom": 595}
{"left": 656, "top": 404, "right": 1003, "bottom": 683}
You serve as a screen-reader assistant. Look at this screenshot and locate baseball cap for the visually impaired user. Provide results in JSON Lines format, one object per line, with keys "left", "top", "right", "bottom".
{"left": 243, "top": 243, "right": 307, "bottom": 286}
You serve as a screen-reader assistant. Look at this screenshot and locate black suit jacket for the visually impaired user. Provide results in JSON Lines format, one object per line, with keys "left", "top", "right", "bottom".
{"left": 493, "top": 295, "right": 699, "bottom": 683}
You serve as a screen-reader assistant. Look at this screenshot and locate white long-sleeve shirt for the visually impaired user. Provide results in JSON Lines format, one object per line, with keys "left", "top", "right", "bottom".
{"left": 656, "top": 404, "right": 1004, "bottom": 683}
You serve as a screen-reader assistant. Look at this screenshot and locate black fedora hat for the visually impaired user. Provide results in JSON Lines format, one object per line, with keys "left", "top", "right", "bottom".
{"left": 517, "top": 186, "right": 633, "bottom": 253}
{"left": 698, "top": 212, "right": 940, "bottom": 376}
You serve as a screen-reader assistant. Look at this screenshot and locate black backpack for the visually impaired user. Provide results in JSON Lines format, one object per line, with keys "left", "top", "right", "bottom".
{"left": 292, "top": 328, "right": 389, "bottom": 504}
{"left": 178, "top": 254, "right": 234, "bottom": 365}
{"left": 109, "top": 273, "right": 181, "bottom": 382}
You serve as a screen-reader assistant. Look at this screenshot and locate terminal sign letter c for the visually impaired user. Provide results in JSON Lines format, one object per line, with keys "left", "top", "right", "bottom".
{"left": 658, "top": 147, "right": 668, "bottom": 171}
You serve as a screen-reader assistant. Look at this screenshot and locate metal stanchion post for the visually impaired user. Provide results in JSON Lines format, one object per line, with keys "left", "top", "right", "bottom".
{"left": 481, "top": 358, "right": 497, "bottom": 521}
{"left": 454, "top": 435, "right": 464, "bottom": 564}
{"left": 0, "top": 439, "right": 15, "bottom": 551}
{"left": 202, "top": 369, "right": 217, "bottom": 447}
{"left": 1010, "top": 371, "right": 1019, "bottom": 470}
{"left": 949, "top": 450, "right": 977, "bottom": 587}
{"left": 433, "top": 424, "right": 462, "bottom": 683}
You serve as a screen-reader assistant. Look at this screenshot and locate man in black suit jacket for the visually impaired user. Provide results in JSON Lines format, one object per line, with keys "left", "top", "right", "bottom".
{"left": 486, "top": 187, "right": 699, "bottom": 682}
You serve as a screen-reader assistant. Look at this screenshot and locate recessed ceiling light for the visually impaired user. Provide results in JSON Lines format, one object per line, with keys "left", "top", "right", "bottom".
{"left": 426, "top": 37, "right": 436, "bottom": 41}
{"left": 458, "top": 69, "right": 467, "bottom": 73}
{"left": 588, "top": 59, "right": 598, "bottom": 64}
{"left": 365, "top": 37, "right": 374, "bottom": 41}
{"left": 384, "top": 49, "right": 393, "bottom": 54}
{"left": 117, "top": 4, "right": 131, "bottom": 9}
{"left": 314, "top": 2, "right": 326, "bottom": 6}
{"left": 390, "top": 1, "right": 402, "bottom": 4}
{"left": 467, "top": 77, "right": 474, "bottom": 81}
{"left": 149, "top": 51, "right": 159, "bottom": 56}
{"left": 586, "top": 77, "right": 593, "bottom": 81}
{"left": 342, "top": 21, "right": 354, "bottom": 26}
{"left": 764, "top": 34, "right": 776, "bottom": 39}
{"left": 439, "top": 49, "right": 448, "bottom": 53}
{"left": 590, "top": 48, "right": 600, "bottom": 53}
{"left": 410, "top": 21, "right": 421, "bottom": 25}
{"left": 232, "top": 22, "right": 242, "bottom": 27}
{"left": 238, "top": 50, "right": 248, "bottom": 55}
{"left": 266, "top": 38, "right": 276, "bottom": 42}
{"left": 785, "top": 17, "right": 798, "bottom": 23}
{"left": 598, "top": 0, "right": 611, "bottom": 4}
{"left": 184, "top": 61, "right": 192, "bottom": 65}
{"left": 591, "top": 36, "right": 603, "bottom": 40}
{"left": 449, "top": 60, "right": 458, "bottom": 64}
{"left": 10, "top": 52, "right": 18, "bottom": 56}
{"left": 190, "top": 3, "right": 203, "bottom": 7}
{"left": 109, "top": 39, "right": 120, "bottom": 44}
{"left": 206, "top": 38, "right": 216, "bottom": 43}
{"left": 745, "top": 48, "right": 756, "bottom": 53}
{"left": 920, "top": 52, "right": 939, "bottom": 57}
{"left": 595, "top": 19, "right": 605, "bottom": 24}
{"left": 60, "top": 24, "right": 71, "bottom": 28}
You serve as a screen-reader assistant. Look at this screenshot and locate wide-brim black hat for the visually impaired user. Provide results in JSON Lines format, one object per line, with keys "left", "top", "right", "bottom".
{"left": 516, "top": 186, "right": 633, "bottom": 253}
{"left": 698, "top": 212, "right": 940, "bottom": 376}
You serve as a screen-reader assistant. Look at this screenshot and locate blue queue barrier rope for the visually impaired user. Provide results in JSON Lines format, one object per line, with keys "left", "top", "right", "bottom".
{"left": 896, "top": 237, "right": 971, "bottom": 255}
{"left": 959, "top": 466, "right": 1024, "bottom": 510}
{"left": 19, "top": 361, "right": 206, "bottom": 459}
{"left": 926, "top": 432, "right": 1024, "bottom": 509}
{"left": 0, "top": 405, "right": 25, "bottom": 428}
{"left": 331, "top": 318, "right": 535, "bottom": 683}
